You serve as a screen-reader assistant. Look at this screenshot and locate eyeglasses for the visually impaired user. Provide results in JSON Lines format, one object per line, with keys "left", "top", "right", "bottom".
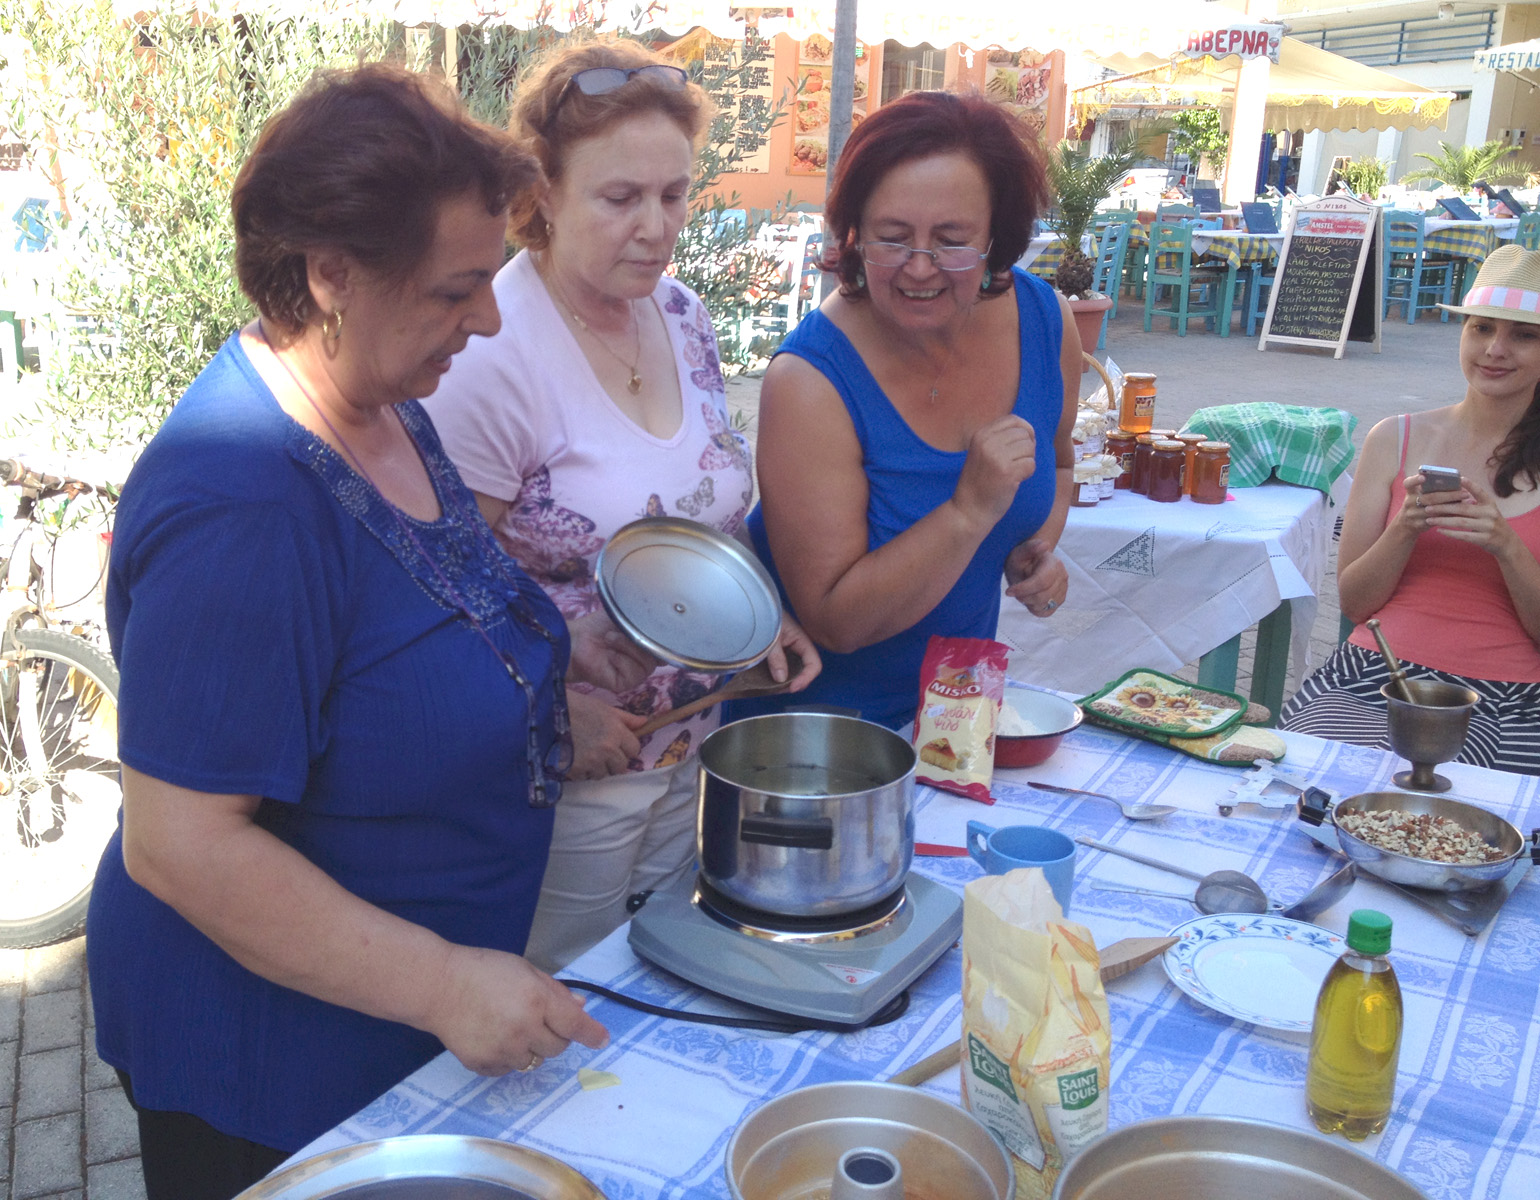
{"left": 858, "top": 241, "right": 992, "bottom": 272}
{"left": 551, "top": 65, "right": 690, "bottom": 119}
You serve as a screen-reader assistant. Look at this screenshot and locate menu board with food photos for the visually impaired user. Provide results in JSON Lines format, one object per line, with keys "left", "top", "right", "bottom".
{"left": 790, "top": 35, "right": 870, "bottom": 176}
{"left": 984, "top": 47, "right": 1053, "bottom": 139}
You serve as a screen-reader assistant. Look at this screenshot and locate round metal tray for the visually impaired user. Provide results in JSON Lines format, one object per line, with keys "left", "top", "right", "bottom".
{"left": 726, "top": 1081, "right": 1012, "bottom": 1200}
{"left": 1052, "top": 1116, "right": 1426, "bottom": 1200}
{"left": 234, "top": 1136, "right": 603, "bottom": 1200}
{"left": 596, "top": 517, "right": 781, "bottom": 672}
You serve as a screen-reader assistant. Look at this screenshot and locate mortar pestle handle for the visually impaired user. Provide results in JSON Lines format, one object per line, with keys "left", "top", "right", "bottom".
{"left": 1366, "top": 618, "right": 1416, "bottom": 704}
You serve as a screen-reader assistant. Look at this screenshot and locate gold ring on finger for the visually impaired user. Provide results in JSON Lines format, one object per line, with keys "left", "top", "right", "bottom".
{"left": 521, "top": 1052, "right": 542, "bottom": 1072}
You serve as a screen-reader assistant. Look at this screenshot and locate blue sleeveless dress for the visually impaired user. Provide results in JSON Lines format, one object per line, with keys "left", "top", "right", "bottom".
{"left": 737, "top": 267, "right": 1063, "bottom": 730}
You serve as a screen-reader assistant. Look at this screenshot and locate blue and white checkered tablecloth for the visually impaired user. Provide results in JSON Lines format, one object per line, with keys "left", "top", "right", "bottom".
{"left": 285, "top": 728, "right": 1540, "bottom": 1200}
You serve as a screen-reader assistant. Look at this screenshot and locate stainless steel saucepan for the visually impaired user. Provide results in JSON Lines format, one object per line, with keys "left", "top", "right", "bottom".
{"left": 697, "top": 713, "right": 917, "bottom": 918}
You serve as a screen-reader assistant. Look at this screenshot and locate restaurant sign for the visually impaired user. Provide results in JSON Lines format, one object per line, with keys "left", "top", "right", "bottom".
{"left": 1176, "top": 22, "right": 1284, "bottom": 65}
{"left": 1476, "top": 40, "right": 1540, "bottom": 74}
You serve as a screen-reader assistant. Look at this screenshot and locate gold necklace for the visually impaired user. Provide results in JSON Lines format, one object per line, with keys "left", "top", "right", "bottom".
{"left": 542, "top": 258, "right": 643, "bottom": 394}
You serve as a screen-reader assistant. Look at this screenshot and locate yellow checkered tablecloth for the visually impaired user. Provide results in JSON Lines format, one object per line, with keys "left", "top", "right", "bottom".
{"left": 1026, "top": 225, "right": 1279, "bottom": 280}
{"left": 1025, "top": 238, "right": 1072, "bottom": 279}
{"left": 1393, "top": 224, "right": 1500, "bottom": 262}
{"left": 1142, "top": 225, "right": 1278, "bottom": 273}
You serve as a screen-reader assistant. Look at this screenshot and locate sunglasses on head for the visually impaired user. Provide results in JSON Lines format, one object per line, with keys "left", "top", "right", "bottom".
{"left": 551, "top": 64, "right": 690, "bottom": 120}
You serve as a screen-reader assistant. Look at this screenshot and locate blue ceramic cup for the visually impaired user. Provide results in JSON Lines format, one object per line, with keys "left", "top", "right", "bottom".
{"left": 966, "top": 821, "right": 1076, "bottom": 915}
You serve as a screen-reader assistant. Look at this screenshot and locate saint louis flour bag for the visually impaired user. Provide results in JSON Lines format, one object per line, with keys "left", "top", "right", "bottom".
{"left": 961, "top": 870, "right": 1111, "bottom": 1200}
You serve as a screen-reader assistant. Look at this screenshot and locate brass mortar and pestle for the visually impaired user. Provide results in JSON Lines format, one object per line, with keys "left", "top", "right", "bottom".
{"left": 1367, "top": 619, "right": 1479, "bottom": 793}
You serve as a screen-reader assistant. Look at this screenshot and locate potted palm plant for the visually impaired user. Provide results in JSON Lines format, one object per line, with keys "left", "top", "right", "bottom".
{"left": 1045, "top": 138, "right": 1141, "bottom": 355}
{"left": 1401, "top": 139, "right": 1523, "bottom": 192}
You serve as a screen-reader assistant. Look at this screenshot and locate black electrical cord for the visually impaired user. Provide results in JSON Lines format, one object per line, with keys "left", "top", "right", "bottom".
{"left": 557, "top": 978, "right": 910, "bottom": 1035}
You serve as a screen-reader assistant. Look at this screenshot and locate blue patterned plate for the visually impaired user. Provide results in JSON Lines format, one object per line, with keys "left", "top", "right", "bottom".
{"left": 1162, "top": 913, "right": 1345, "bottom": 1031}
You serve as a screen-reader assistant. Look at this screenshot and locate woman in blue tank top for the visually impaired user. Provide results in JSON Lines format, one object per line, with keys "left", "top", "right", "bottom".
{"left": 737, "top": 91, "right": 1078, "bottom": 730}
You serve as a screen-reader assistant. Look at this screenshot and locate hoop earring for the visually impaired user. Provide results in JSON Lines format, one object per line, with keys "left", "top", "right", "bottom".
{"left": 321, "top": 309, "right": 343, "bottom": 341}
{"left": 979, "top": 269, "right": 993, "bottom": 292}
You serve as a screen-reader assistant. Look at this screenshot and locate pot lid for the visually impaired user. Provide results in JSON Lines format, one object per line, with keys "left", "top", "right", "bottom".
{"left": 596, "top": 517, "right": 782, "bottom": 672}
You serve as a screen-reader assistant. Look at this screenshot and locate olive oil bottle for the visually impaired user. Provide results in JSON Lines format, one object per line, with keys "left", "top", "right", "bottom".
{"left": 1306, "top": 909, "right": 1403, "bottom": 1140}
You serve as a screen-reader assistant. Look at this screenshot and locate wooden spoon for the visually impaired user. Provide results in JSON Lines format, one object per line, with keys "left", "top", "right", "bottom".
{"left": 888, "top": 936, "right": 1176, "bottom": 1087}
{"left": 633, "top": 650, "right": 802, "bottom": 738}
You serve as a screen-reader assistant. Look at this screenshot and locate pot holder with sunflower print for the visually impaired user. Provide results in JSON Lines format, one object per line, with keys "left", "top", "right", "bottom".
{"left": 1077, "top": 669, "right": 1248, "bottom": 739}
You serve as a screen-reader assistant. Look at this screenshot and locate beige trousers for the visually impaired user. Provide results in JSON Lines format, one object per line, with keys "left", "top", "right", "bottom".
{"left": 522, "top": 756, "right": 700, "bottom": 972}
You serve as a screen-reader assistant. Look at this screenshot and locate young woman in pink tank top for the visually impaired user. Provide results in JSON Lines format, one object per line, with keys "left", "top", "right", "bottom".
{"left": 1282, "top": 245, "right": 1540, "bottom": 773}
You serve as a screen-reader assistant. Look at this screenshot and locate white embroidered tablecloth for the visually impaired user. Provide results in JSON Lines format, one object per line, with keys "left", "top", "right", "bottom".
{"left": 997, "top": 480, "right": 1330, "bottom": 696}
{"left": 286, "top": 728, "right": 1539, "bottom": 1200}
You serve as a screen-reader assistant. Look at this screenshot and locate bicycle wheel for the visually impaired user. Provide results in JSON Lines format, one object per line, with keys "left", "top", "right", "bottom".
{"left": 0, "top": 627, "right": 121, "bottom": 948}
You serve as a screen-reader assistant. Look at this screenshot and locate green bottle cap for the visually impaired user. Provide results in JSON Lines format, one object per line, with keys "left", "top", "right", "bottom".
{"left": 1346, "top": 909, "right": 1392, "bottom": 956}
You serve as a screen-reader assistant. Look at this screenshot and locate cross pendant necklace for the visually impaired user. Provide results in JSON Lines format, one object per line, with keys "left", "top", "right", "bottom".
{"left": 543, "top": 256, "right": 644, "bottom": 394}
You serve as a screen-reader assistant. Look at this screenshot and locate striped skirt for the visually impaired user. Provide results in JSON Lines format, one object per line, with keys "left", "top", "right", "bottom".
{"left": 1280, "top": 642, "right": 1540, "bottom": 776}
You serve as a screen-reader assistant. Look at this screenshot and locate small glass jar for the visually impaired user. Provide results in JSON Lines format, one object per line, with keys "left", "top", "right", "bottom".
{"left": 1176, "top": 432, "right": 1207, "bottom": 495}
{"left": 1071, "top": 459, "right": 1101, "bottom": 507}
{"left": 1148, "top": 438, "right": 1186, "bottom": 503}
{"left": 1119, "top": 372, "right": 1157, "bottom": 434}
{"left": 1105, "top": 428, "right": 1138, "bottom": 489}
{"left": 1131, "top": 434, "right": 1159, "bottom": 495}
{"left": 1098, "top": 453, "right": 1119, "bottom": 500}
{"left": 1193, "top": 441, "right": 1231, "bottom": 504}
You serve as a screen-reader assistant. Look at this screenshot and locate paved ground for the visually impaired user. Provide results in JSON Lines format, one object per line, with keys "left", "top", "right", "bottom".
{"left": 1, "top": 298, "right": 1467, "bottom": 1197}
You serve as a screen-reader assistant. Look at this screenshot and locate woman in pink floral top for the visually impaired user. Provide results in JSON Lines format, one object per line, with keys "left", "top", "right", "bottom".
{"left": 426, "top": 39, "right": 819, "bottom": 969}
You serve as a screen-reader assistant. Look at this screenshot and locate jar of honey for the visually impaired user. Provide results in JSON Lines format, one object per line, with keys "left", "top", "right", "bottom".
{"left": 1148, "top": 439, "right": 1186, "bottom": 503}
{"left": 1177, "top": 432, "right": 1207, "bottom": 495}
{"left": 1131, "top": 434, "right": 1159, "bottom": 494}
{"left": 1119, "top": 372, "right": 1157, "bottom": 434}
{"left": 1193, "top": 441, "right": 1231, "bottom": 504}
{"left": 1105, "top": 428, "right": 1137, "bottom": 488}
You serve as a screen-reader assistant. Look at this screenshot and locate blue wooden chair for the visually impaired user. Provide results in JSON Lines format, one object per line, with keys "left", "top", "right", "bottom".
{"left": 1090, "top": 207, "right": 1139, "bottom": 317}
{"left": 1383, "top": 209, "right": 1455, "bottom": 324}
{"left": 1244, "top": 261, "right": 1276, "bottom": 336}
{"left": 1089, "top": 220, "right": 1131, "bottom": 349}
{"left": 1517, "top": 211, "right": 1540, "bottom": 250}
{"left": 1092, "top": 208, "right": 1138, "bottom": 318}
{"left": 1144, "top": 218, "right": 1230, "bottom": 336}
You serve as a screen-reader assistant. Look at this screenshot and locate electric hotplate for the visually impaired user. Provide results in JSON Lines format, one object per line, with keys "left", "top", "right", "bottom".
{"left": 627, "top": 872, "right": 962, "bottom": 1025}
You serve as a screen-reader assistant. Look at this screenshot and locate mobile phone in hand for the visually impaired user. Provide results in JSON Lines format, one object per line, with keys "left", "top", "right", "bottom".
{"left": 1418, "top": 465, "right": 1462, "bottom": 494}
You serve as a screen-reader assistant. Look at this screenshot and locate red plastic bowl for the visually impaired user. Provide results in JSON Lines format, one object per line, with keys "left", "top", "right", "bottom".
{"left": 995, "top": 689, "right": 1084, "bottom": 768}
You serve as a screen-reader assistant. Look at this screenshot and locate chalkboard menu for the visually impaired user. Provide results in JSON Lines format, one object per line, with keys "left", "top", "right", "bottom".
{"left": 1260, "top": 197, "right": 1382, "bottom": 358}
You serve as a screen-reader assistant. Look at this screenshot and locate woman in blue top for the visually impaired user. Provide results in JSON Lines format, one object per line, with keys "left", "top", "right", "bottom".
{"left": 740, "top": 91, "right": 1077, "bottom": 730}
{"left": 86, "top": 66, "right": 648, "bottom": 1198}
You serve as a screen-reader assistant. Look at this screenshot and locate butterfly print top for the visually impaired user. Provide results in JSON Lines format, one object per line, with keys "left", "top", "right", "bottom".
{"left": 425, "top": 250, "right": 754, "bottom": 770}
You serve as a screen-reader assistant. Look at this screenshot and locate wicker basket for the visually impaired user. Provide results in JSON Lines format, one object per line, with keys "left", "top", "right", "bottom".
{"left": 1082, "top": 352, "right": 1117, "bottom": 412}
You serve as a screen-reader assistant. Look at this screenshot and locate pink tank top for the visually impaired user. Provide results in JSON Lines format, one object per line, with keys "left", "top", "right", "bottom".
{"left": 1347, "top": 415, "right": 1540, "bottom": 681}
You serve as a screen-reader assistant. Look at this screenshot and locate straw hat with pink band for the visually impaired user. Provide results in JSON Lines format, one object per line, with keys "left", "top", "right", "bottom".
{"left": 1440, "top": 243, "right": 1540, "bottom": 322}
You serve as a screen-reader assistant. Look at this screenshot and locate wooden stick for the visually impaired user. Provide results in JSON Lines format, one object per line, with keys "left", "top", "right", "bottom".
{"left": 888, "top": 935, "right": 1178, "bottom": 1087}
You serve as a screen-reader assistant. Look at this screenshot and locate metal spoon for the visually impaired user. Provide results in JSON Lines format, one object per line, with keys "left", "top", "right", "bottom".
{"left": 1280, "top": 862, "right": 1357, "bottom": 923}
{"left": 1090, "top": 861, "right": 1356, "bottom": 922}
{"left": 1075, "top": 836, "right": 1269, "bottom": 915}
{"left": 1027, "top": 780, "right": 1177, "bottom": 821}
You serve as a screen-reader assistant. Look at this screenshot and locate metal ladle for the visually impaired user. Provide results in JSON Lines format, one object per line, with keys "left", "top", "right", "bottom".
{"left": 1075, "top": 836, "right": 1269, "bottom": 915}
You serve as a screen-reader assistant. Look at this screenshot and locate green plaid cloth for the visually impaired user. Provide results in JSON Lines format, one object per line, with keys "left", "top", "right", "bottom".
{"left": 1182, "top": 403, "right": 1359, "bottom": 493}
